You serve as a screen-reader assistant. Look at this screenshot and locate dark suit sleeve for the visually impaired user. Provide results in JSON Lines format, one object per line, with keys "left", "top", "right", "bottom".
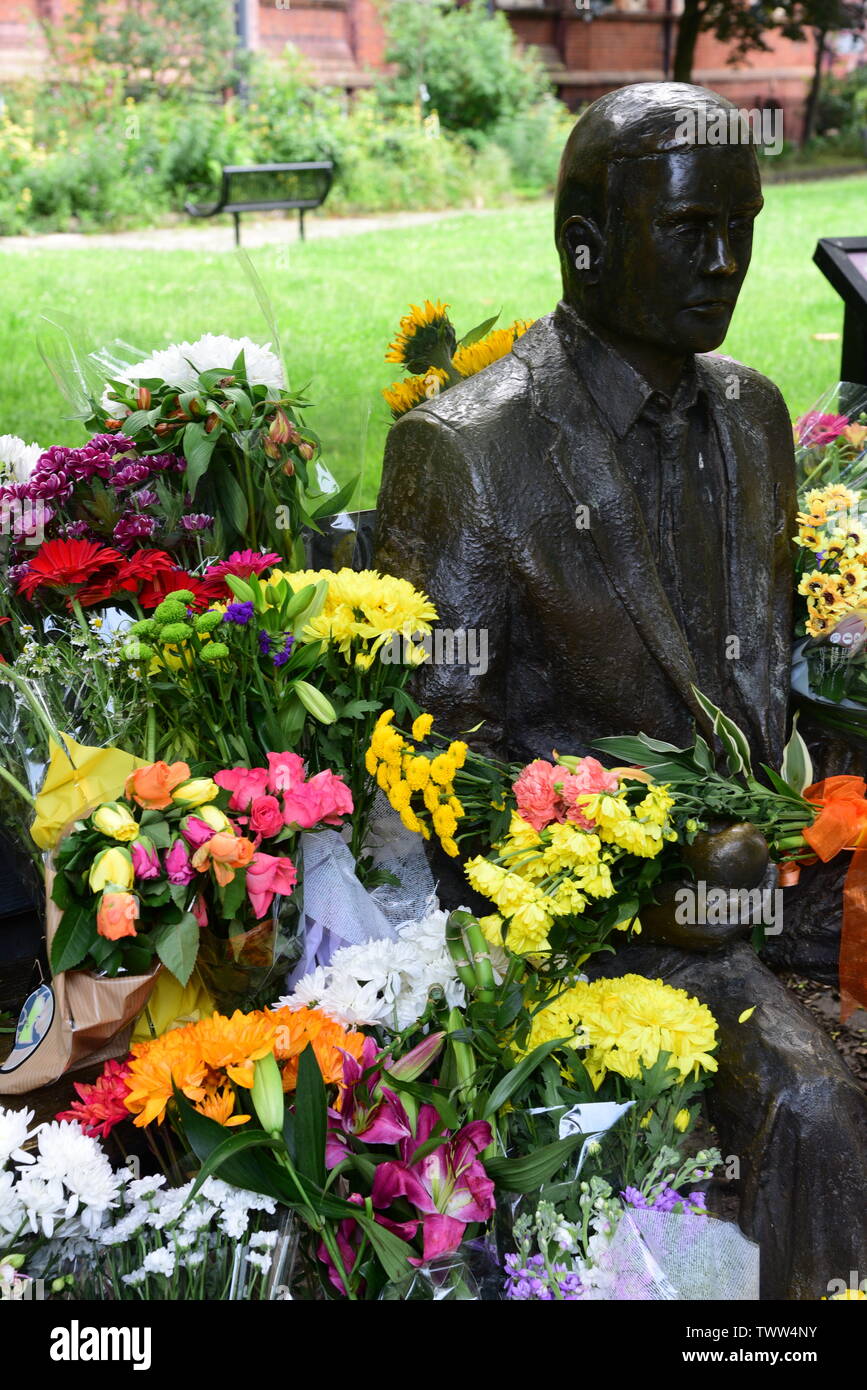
{"left": 766, "top": 380, "right": 798, "bottom": 762}
{"left": 374, "top": 407, "right": 510, "bottom": 754}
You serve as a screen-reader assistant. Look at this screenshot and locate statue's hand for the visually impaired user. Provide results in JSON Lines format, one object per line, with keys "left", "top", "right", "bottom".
{"left": 639, "top": 822, "right": 772, "bottom": 951}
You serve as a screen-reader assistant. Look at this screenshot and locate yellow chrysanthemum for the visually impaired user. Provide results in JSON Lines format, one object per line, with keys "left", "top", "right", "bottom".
{"left": 412, "top": 712, "right": 434, "bottom": 742}
{"left": 522, "top": 974, "right": 718, "bottom": 1090}
{"left": 267, "top": 569, "right": 437, "bottom": 661}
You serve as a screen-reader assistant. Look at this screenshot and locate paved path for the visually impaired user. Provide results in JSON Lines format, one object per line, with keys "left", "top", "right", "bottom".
{"left": 0, "top": 204, "right": 506, "bottom": 254}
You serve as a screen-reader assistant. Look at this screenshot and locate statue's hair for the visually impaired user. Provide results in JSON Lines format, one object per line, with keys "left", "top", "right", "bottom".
{"left": 554, "top": 83, "right": 758, "bottom": 292}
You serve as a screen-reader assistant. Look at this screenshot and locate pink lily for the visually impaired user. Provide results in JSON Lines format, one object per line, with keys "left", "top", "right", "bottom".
{"left": 371, "top": 1104, "right": 495, "bottom": 1264}
{"left": 317, "top": 1193, "right": 416, "bottom": 1297}
{"left": 214, "top": 766, "right": 270, "bottom": 812}
{"left": 326, "top": 1037, "right": 413, "bottom": 1169}
{"left": 245, "top": 850, "right": 297, "bottom": 919}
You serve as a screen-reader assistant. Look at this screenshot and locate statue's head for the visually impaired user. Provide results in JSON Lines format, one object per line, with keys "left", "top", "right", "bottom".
{"left": 555, "top": 82, "right": 763, "bottom": 355}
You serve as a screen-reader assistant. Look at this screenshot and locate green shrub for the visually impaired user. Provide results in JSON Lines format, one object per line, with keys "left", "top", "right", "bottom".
{"left": 378, "top": 0, "right": 551, "bottom": 133}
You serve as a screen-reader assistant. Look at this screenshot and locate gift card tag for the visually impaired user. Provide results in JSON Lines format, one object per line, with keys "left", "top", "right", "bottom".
{"left": 0, "top": 984, "right": 55, "bottom": 1072}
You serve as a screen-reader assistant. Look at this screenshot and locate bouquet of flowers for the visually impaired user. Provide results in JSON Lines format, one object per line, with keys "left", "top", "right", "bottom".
{"left": 49, "top": 753, "right": 351, "bottom": 1002}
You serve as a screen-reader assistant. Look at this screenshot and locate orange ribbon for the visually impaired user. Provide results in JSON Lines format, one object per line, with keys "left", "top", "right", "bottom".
{"left": 802, "top": 776, "right": 867, "bottom": 1021}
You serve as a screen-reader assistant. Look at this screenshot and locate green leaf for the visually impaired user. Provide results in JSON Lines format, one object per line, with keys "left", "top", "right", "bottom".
{"left": 340, "top": 698, "right": 383, "bottom": 720}
{"left": 356, "top": 1215, "right": 414, "bottom": 1283}
{"left": 219, "top": 871, "right": 248, "bottom": 922}
{"left": 50, "top": 904, "right": 94, "bottom": 974}
{"left": 457, "top": 311, "right": 500, "bottom": 348}
{"left": 182, "top": 422, "right": 217, "bottom": 497}
{"left": 484, "top": 1133, "right": 583, "bottom": 1193}
{"left": 216, "top": 464, "right": 250, "bottom": 536}
{"left": 294, "top": 1044, "right": 327, "bottom": 1186}
{"left": 690, "top": 685, "right": 753, "bottom": 777}
{"left": 309, "top": 474, "right": 359, "bottom": 520}
{"left": 153, "top": 912, "right": 199, "bottom": 986}
{"left": 780, "top": 714, "right": 813, "bottom": 795}
{"left": 481, "top": 1038, "right": 568, "bottom": 1119}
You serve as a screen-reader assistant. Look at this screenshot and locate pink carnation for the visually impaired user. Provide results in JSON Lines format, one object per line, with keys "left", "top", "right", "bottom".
{"left": 513, "top": 760, "right": 562, "bottom": 831}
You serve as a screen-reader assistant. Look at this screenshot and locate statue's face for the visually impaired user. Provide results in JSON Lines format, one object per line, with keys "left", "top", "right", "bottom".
{"left": 589, "top": 145, "right": 763, "bottom": 355}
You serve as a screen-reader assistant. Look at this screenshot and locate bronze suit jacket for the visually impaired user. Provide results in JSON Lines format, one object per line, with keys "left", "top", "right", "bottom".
{"left": 375, "top": 302, "right": 797, "bottom": 768}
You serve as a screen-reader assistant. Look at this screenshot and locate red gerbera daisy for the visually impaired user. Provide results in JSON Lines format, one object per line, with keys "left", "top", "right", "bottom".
{"left": 200, "top": 549, "right": 281, "bottom": 601}
{"left": 15, "top": 539, "right": 124, "bottom": 602}
{"left": 138, "top": 569, "right": 210, "bottom": 612}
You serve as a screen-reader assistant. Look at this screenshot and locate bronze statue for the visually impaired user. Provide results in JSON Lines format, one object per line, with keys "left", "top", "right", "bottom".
{"left": 375, "top": 82, "right": 867, "bottom": 1300}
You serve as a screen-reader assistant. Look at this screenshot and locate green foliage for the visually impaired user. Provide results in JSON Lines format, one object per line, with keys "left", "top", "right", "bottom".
{"left": 378, "top": 0, "right": 550, "bottom": 133}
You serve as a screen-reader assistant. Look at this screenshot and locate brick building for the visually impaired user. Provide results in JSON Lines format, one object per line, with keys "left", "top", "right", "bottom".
{"left": 0, "top": 0, "right": 849, "bottom": 124}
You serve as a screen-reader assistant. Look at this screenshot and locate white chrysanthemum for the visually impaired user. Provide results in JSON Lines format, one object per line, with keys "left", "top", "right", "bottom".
{"left": 0, "top": 435, "right": 42, "bottom": 484}
{"left": 118, "top": 334, "right": 285, "bottom": 392}
{"left": 0, "top": 1107, "right": 36, "bottom": 1167}
{"left": 142, "top": 1246, "right": 176, "bottom": 1277}
{"left": 12, "top": 1173, "right": 74, "bottom": 1238}
{"left": 278, "top": 909, "right": 467, "bottom": 1031}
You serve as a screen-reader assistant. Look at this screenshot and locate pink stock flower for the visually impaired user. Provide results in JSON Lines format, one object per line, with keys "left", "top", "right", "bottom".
{"left": 371, "top": 1104, "right": 495, "bottom": 1264}
{"left": 214, "top": 766, "right": 270, "bottom": 812}
{"left": 164, "top": 836, "right": 196, "bottom": 884}
{"left": 249, "top": 794, "right": 284, "bottom": 840}
{"left": 245, "top": 851, "right": 298, "bottom": 919}
{"left": 266, "top": 751, "right": 306, "bottom": 794}
{"left": 283, "top": 769, "right": 353, "bottom": 830}
{"left": 130, "top": 837, "right": 161, "bottom": 880}
{"left": 180, "top": 815, "right": 219, "bottom": 850}
{"left": 796, "top": 411, "right": 850, "bottom": 448}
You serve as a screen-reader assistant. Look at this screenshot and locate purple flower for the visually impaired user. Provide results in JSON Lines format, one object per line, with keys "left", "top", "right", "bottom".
{"left": 87, "top": 433, "right": 135, "bottom": 452}
{"left": 325, "top": 1037, "right": 412, "bottom": 1170}
{"left": 258, "top": 630, "right": 272, "bottom": 656}
{"left": 147, "top": 453, "right": 182, "bottom": 473}
{"left": 113, "top": 514, "right": 157, "bottom": 545}
{"left": 132, "top": 489, "right": 159, "bottom": 508}
{"left": 271, "top": 633, "right": 295, "bottom": 667}
{"left": 223, "top": 601, "right": 254, "bottom": 625}
{"left": 62, "top": 521, "right": 91, "bottom": 539}
{"left": 180, "top": 513, "right": 214, "bottom": 533}
{"left": 113, "top": 463, "right": 152, "bottom": 488}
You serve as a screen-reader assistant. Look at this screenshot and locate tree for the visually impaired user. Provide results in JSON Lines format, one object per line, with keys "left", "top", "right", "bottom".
{"left": 672, "top": 0, "right": 865, "bottom": 99}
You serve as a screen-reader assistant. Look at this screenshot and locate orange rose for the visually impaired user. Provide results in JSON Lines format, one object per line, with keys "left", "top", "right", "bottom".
{"left": 191, "top": 833, "right": 256, "bottom": 886}
{"left": 97, "top": 890, "right": 139, "bottom": 941}
{"left": 125, "top": 761, "right": 191, "bottom": 810}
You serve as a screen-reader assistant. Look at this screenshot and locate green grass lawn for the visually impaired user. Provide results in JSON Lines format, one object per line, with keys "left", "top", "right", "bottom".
{"left": 1, "top": 174, "right": 865, "bottom": 509}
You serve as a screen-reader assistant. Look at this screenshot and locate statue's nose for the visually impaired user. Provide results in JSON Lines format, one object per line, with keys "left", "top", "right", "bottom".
{"left": 704, "top": 228, "right": 738, "bottom": 276}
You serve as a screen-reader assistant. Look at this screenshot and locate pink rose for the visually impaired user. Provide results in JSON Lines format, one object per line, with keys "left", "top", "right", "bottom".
{"left": 266, "top": 751, "right": 306, "bottom": 794}
{"left": 214, "top": 765, "right": 270, "bottom": 812}
{"left": 282, "top": 769, "right": 353, "bottom": 830}
{"left": 249, "top": 794, "right": 284, "bottom": 840}
{"left": 180, "top": 815, "right": 218, "bottom": 850}
{"left": 164, "top": 837, "right": 196, "bottom": 885}
{"left": 513, "top": 760, "right": 562, "bottom": 831}
{"left": 130, "top": 836, "right": 161, "bottom": 880}
{"left": 245, "top": 851, "right": 298, "bottom": 919}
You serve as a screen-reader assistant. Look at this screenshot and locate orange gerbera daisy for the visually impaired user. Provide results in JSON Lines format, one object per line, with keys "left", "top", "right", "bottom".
{"left": 270, "top": 1005, "right": 366, "bottom": 1092}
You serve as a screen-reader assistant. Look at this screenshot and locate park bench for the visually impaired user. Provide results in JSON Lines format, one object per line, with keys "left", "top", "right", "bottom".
{"left": 185, "top": 161, "right": 334, "bottom": 245}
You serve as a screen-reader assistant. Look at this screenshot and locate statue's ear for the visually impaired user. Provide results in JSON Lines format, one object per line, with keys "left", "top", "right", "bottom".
{"left": 560, "top": 215, "right": 604, "bottom": 285}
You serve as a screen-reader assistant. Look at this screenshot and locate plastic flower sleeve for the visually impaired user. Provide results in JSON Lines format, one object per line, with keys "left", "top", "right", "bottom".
{"left": 599, "top": 1208, "right": 760, "bottom": 1301}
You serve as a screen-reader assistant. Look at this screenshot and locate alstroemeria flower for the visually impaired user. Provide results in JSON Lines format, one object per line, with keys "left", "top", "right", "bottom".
{"left": 325, "top": 1037, "right": 412, "bottom": 1169}
{"left": 245, "top": 851, "right": 298, "bottom": 918}
{"left": 371, "top": 1104, "right": 494, "bottom": 1264}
